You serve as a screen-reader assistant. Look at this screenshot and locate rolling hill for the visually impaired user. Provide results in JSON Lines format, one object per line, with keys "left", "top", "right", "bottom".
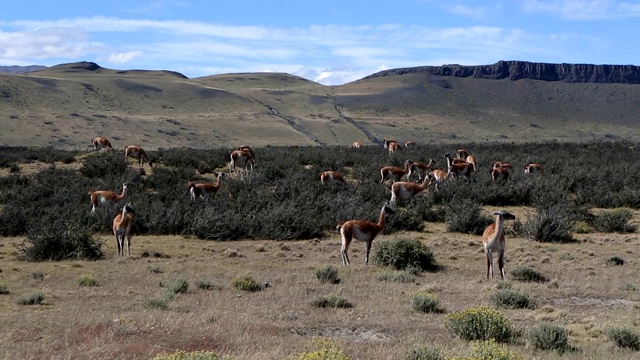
{"left": 1, "top": 60, "right": 639, "bottom": 149}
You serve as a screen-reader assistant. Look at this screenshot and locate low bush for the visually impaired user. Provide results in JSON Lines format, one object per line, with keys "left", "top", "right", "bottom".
{"left": 196, "top": 280, "right": 219, "bottom": 291}
{"left": 405, "top": 343, "right": 445, "bottom": 360}
{"left": 412, "top": 292, "right": 444, "bottom": 314}
{"left": 0, "top": 285, "right": 9, "bottom": 294}
{"left": 606, "top": 256, "right": 625, "bottom": 266}
{"left": 168, "top": 279, "right": 189, "bottom": 294}
{"left": 373, "top": 238, "right": 438, "bottom": 271}
{"left": 444, "top": 306, "right": 515, "bottom": 343}
{"left": 590, "top": 208, "right": 637, "bottom": 233}
{"left": 491, "top": 288, "right": 536, "bottom": 309}
{"left": 445, "top": 199, "right": 492, "bottom": 235}
{"left": 604, "top": 326, "right": 640, "bottom": 351}
{"left": 152, "top": 350, "right": 219, "bottom": 360}
{"left": 289, "top": 338, "right": 350, "bottom": 360}
{"left": 312, "top": 294, "right": 353, "bottom": 309}
{"left": 509, "top": 267, "right": 549, "bottom": 283}
{"left": 145, "top": 294, "right": 174, "bottom": 310}
{"left": 512, "top": 206, "right": 575, "bottom": 243}
{"left": 315, "top": 265, "right": 340, "bottom": 284}
{"left": 464, "top": 339, "right": 523, "bottom": 360}
{"left": 377, "top": 270, "right": 418, "bottom": 284}
{"left": 231, "top": 276, "right": 263, "bottom": 292}
{"left": 17, "top": 293, "right": 45, "bottom": 305}
{"left": 20, "top": 223, "right": 104, "bottom": 261}
{"left": 527, "top": 323, "right": 570, "bottom": 352}
{"left": 77, "top": 275, "right": 99, "bottom": 287}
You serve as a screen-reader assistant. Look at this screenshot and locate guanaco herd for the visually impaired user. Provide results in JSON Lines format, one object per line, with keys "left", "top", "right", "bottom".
{"left": 90, "top": 136, "right": 538, "bottom": 280}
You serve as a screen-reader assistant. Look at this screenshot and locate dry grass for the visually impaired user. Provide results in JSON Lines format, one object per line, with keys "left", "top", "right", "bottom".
{"left": 1, "top": 213, "right": 640, "bottom": 359}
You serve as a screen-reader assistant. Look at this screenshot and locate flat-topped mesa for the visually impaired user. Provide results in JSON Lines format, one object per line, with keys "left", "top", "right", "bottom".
{"left": 364, "top": 60, "right": 640, "bottom": 84}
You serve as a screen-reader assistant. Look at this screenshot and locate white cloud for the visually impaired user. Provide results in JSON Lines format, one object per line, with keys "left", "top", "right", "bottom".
{"left": 105, "top": 51, "right": 142, "bottom": 64}
{"left": 523, "top": 0, "right": 640, "bottom": 20}
{"left": 0, "top": 27, "right": 105, "bottom": 59}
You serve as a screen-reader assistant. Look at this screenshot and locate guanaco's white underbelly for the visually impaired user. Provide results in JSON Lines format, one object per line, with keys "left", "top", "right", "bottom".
{"left": 484, "top": 237, "right": 502, "bottom": 252}
{"left": 399, "top": 188, "right": 413, "bottom": 198}
{"left": 353, "top": 227, "right": 373, "bottom": 241}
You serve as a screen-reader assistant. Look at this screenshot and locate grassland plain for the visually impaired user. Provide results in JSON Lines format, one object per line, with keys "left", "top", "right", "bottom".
{"left": 2, "top": 62, "right": 640, "bottom": 149}
{"left": 1, "top": 141, "right": 640, "bottom": 359}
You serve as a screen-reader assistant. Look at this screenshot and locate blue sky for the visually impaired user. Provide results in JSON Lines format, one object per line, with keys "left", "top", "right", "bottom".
{"left": 1, "top": 0, "right": 639, "bottom": 85}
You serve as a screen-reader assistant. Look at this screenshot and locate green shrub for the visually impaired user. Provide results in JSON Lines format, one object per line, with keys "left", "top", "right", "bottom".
{"left": 231, "top": 276, "right": 263, "bottom": 292}
{"left": 491, "top": 288, "right": 536, "bottom": 309}
{"left": 77, "top": 274, "right": 99, "bottom": 286}
{"left": 152, "top": 350, "right": 219, "bottom": 360}
{"left": 17, "top": 293, "right": 45, "bottom": 305}
{"left": 145, "top": 294, "right": 173, "bottom": 310}
{"left": 445, "top": 199, "right": 492, "bottom": 235}
{"left": 465, "top": 339, "right": 523, "bottom": 360}
{"left": 606, "top": 256, "right": 625, "bottom": 266}
{"left": 315, "top": 265, "right": 340, "bottom": 284}
{"left": 512, "top": 207, "right": 575, "bottom": 243}
{"left": 445, "top": 306, "right": 515, "bottom": 343}
{"left": 412, "top": 292, "right": 444, "bottom": 313}
{"left": 373, "top": 238, "right": 438, "bottom": 271}
{"left": 32, "top": 271, "right": 45, "bottom": 280}
{"left": 312, "top": 294, "right": 353, "bottom": 309}
{"left": 590, "top": 208, "right": 637, "bottom": 233}
{"left": 168, "top": 279, "right": 189, "bottom": 294}
{"left": 196, "top": 280, "right": 219, "bottom": 291}
{"left": 509, "top": 267, "right": 549, "bottom": 283}
{"left": 20, "top": 223, "right": 104, "bottom": 261}
{"left": 406, "top": 343, "right": 445, "bottom": 360}
{"left": 0, "top": 284, "right": 9, "bottom": 295}
{"left": 289, "top": 338, "right": 350, "bottom": 360}
{"left": 605, "top": 326, "right": 640, "bottom": 350}
{"left": 527, "top": 323, "right": 570, "bottom": 352}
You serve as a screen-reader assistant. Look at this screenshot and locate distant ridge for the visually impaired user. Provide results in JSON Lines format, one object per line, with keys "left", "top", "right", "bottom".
{"left": 0, "top": 65, "right": 47, "bottom": 74}
{"left": 364, "top": 60, "right": 640, "bottom": 84}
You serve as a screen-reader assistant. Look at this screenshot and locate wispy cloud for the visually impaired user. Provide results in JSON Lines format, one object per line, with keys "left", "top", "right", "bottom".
{"left": 523, "top": 0, "right": 640, "bottom": 20}
{"left": 0, "top": 16, "right": 611, "bottom": 85}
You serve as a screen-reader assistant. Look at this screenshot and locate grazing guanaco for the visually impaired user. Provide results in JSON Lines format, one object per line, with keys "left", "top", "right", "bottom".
{"left": 390, "top": 175, "right": 432, "bottom": 204}
{"left": 524, "top": 163, "right": 543, "bottom": 174}
{"left": 113, "top": 203, "right": 135, "bottom": 257}
{"left": 229, "top": 148, "right": 255, "bottom": 173}
{"left": 383, "top": 139, "right": 401, "bottom": 153}
{"left": 490, "top": 167, "right": 510, "bottom": 182}
{"left": 92, "top": 136, "right": 113, "bottom": 151}
{"left": 492, "top": 161, "right": 513, "bottom": 170}
{"left": 337, "top": 204, "right": 395, "bottom": 265}
{"left": 124, "top": 145, "right": 153, "bottom": 167}
{"left": 380, "top": 160, "right": 413, "bottom": 183}
{"left": 320, "top": 170, "right": 346, "bottom": 185}
{"left": 429, "top": 169, "right": 448, "bottom": 191}
{"left": 88, "top": 182, "right": 129, "bottom": 214}
{"left": 408, "top": 159, "right": 434, "bottom": 182}
{"left": 444, "top": 153, "right": 474, "bottom": 180}
{"left": 350, "top": 141, "right": 363, "bottom": 149}
{"left": 482, "top": 210, "right": 516, "bottom": 280}
{"left": 188, "top": 172, "right": 227, "bottom": 200}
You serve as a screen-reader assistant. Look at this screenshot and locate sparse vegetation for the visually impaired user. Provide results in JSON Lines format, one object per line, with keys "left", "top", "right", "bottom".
{"left": 527, "top": 323, "right": 571, "bottom": 353}
{"left": 231, "top": 276, "right": 263, "bottom": 292}
{"left": 605, "top": 326, "right": 640, "bottom": 351}
{"left": 406, "top": 343, "right": 445, "bottom": 360}
{"left": 77, "top": 274, "right": 99, "bottom": 286}
{"left": 17, "top": 293, "right": 45, "bottom": 305}
{"left": 312, "top": 294, "right": 353, "bottom": 309}
{"left": 491, "top": 288, "right": 536, "bottom": 309}
{"left": 445, "top": 306, "right": 515, "bottom": 343}
{"left": 590, "top": 208, "right": 637, "bottom": 233}
{"left": 373, "top": 238, "right": 438, "bottom": 271}
{"left": 509, "top": 267, "right": 549, "bottom": 283}
{"left": 168, "top": 279, "right": 189, "bottom": 294}
{"left": 315, "top": 265, "right": 340, "bottom": 284}
{"left": 152, "top": 350, "right": 219, "bottom": 360}
{"left": 289, "top": 338, "right": 350, "bottom": 360}
{"left": 412, "top": 291, "right": 444, "bottom": 314}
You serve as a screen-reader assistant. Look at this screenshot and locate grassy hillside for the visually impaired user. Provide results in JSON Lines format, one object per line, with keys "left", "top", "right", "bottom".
{"left": 1, "top": 62, "right": 639, "bottom": 149}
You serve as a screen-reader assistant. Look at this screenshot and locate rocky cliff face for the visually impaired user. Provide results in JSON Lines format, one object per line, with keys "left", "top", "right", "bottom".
{"left": 364, "top": 60, "right": 640, "bottom": 84}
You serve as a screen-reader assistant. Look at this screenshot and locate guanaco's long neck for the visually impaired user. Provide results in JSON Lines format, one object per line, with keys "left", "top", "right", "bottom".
{"left": 214, "top": 175, "right": 223, "bottom": 189}
{"left": 117, "top": 186, "right": 128, "bottom": 201}
{"left": 493, "top": 215, "right": 505, "bottom": 240}
{"left": 377, "top": 208, "right": 387, "bottom": 228}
